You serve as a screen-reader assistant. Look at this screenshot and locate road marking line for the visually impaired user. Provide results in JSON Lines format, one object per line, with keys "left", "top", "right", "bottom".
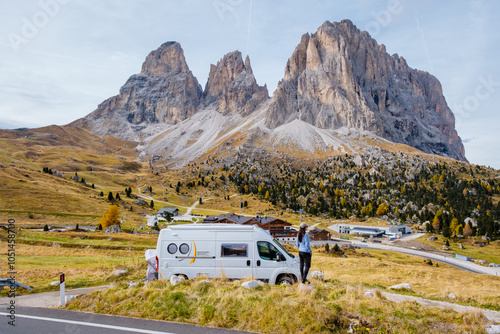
{"left": 0, "top": 312, "right": 176, "bottom": 334}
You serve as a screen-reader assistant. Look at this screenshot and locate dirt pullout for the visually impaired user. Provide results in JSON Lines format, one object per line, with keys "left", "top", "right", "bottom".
{"left": 379, "top": 291, "right": 500, "bottom": 323}
{"left": 0, "top": 285, "right": 112, "bottom": 308}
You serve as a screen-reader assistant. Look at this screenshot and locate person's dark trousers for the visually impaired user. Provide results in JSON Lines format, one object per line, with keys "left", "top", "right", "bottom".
{"left": 299, "top": 251, "right": 312, "bottom": 283}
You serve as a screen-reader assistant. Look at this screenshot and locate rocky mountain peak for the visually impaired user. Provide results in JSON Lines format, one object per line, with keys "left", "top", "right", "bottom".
{"left": 75, "top": 41, "right": 203, "bottom": 138}
{"left": 204, "top": 51, "right": 268, "bottom": 115}
{"left": 265, "top": 20, "right": 466, "bottom": 161}
{"left": 140, "top": 41, "right": 189, "bottom": 76}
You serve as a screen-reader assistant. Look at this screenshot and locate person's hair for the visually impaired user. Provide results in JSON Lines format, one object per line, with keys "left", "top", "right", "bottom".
{"left": 298, "top": 227, "right": 306, "bottom": 243}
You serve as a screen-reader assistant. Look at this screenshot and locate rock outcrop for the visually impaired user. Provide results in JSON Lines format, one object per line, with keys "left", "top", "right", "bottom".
{"left": 204, "top": 51, "right": 268, "bottom": 115}
{"left": 265, "top": 20, "right": 466, "bottom": 161}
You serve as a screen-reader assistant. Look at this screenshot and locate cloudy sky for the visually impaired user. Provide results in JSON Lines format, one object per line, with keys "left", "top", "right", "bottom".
{"left": 1, "top": 0, "right": 499, "bottom": 168}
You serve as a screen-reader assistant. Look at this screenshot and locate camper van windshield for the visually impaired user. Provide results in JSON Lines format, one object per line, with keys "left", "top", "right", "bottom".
{"left": 273, "top": 240, "right": 295, "bottom": 258}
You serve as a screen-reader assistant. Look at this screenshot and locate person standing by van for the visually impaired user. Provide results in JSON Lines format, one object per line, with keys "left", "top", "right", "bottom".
{"left": 296, "top": 222, "right": 312, "bottom": 284}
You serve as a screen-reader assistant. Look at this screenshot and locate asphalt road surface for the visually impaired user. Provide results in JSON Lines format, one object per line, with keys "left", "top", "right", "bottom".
{"left": 0, "top": 306, "right": 254, "bottom": 334}
{"left": 350, "top": 240, "right": 500, "bottom": 276}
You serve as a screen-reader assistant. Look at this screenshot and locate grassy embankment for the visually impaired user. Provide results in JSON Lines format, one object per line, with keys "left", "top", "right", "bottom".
{"left": 65, "top": 247, "right": 500, "bottom": 333}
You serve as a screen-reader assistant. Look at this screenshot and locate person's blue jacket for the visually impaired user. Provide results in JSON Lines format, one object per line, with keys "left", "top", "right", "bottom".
{"left": 296, "top": 232, "right": 312, "bottom": 253}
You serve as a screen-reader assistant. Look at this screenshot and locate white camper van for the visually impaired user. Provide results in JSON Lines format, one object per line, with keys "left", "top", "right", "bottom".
{"left": 155, "top": 224, "right": 300, "bottom": 284}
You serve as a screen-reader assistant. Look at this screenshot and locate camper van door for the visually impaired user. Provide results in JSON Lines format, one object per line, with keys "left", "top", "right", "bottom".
{"left": 216, "top": 231, "right": 254, "bottom": 279}
{"left": 254, "top": 240, "right": 284, "bottom": 282}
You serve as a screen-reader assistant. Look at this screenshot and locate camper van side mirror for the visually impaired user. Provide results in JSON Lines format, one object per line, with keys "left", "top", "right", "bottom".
{"left": 277, "top": 253, "right": 285, "bottom": 262}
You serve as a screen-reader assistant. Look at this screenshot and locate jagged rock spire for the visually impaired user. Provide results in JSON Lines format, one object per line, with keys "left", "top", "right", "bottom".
{"left": 204, "top": 51, "right": 268, "bottom": 115}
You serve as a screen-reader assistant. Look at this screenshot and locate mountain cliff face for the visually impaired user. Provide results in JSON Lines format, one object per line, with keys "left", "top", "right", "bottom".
{"left": 204, "top": 51, "right": 268, "bottom": 115}
{"left": 265, "top": 20, "right": 465, "bottom": 161}
{"left": 76, "top": 42, "right": 203, "bottom": 137}
{"left": 72, "top": 20, "right": 466, "bottom": 163}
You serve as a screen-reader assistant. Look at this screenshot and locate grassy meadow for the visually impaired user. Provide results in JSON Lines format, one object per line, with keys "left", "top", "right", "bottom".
{"left": 63, "top": 246, "right": 500, "bottom": 333}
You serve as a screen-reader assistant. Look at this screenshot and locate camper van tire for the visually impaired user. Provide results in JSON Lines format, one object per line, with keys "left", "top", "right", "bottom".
{"left": 276, "top": 275, "right": 294, "bottom": 285}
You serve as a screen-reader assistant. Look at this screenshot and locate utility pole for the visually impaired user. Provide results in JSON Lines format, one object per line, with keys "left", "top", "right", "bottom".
{"left": 297, "top": 208, "right": 305, "bottom": 225}
{"left": 162, "top": 184, "right": 168, "bottom": 196}
{"left": 182, "top": 195, "right": 188, "bottom": 206}
{"left": 115, "top": 165, "right": 119, "bottom": 175}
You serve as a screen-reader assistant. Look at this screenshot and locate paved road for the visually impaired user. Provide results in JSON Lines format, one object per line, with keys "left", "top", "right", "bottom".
{"left": 350, "top": 240, "right": 500, "bottom": 276}
{"left": 0, "top": 306, "right": 254, "bottom": 334}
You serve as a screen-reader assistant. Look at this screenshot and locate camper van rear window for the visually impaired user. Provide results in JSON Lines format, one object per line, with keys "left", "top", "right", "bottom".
{"left": 167, "top": 243, "right": 177, "bottom": 254}
{"left": 179, "top": 243, "right": 190, "bottom": 254}
{"left": 221, "top": 243, "right": 248, "bottom": 257}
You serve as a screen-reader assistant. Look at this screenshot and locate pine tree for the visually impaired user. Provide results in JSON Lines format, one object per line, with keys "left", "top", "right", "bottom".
{"left": 43, "top": 224, "right": 49, "bottom": 232}
{"left": 150, "top": 200, "right": 154, "bottom": 208}
{"left": 108, "top": 191, "right": 114, "bottom": 201}
{"left": 116, "top": 193, "right": 121, "bottom": 201}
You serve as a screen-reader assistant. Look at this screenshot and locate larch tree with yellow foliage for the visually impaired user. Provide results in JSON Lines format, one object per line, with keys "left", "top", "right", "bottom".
{"left": 464, "top": 223, "right": 473, "bottom": 237}
{"left": 450, "top": 218, "right": 459, "bottom": 237}
{"left": 376, "top": 202, "right": 389, "bottom": 216}
{"left": 100, "top": 205, "right": 120, "bottom": 229}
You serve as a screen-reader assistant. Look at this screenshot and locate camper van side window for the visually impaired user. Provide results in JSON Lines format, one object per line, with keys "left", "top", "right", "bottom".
{"left": 179, "top": 243, "right": 190, "bottom": 254}
{"left": 167, "top": 243, "right": 177, "bottom": 254}
{"left": 257, "top": 241, "right": 280, "bottom": 261}
{"left": 221, "top": 244, "right": 248, "bottom": 257}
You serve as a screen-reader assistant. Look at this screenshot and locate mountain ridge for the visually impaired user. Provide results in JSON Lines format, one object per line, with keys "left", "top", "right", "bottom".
{"left": 68, "top": 20, "right": 466, "bottom": 165}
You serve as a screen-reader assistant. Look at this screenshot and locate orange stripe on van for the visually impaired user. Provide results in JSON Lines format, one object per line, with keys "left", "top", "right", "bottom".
{"left": 189, "top": 240, "right": 196, "bottom": 264}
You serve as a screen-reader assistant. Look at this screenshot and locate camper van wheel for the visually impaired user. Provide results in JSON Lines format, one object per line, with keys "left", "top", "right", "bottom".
{"left": 276, "top": 276, "right": 293, "bottom": 285}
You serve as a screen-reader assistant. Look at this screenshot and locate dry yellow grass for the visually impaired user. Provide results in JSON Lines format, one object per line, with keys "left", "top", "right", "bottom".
{"left": 66, "top": 275, "right": 492, "bottom": 333}
{"left": 313, "top": 248, "right": 500, "bottom": 310}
